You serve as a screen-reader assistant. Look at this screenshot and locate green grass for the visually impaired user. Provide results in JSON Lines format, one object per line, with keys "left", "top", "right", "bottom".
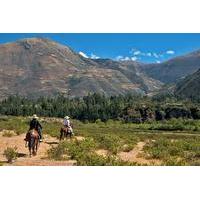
{"left": 0, "top": 116, "right": 28, "bottom": 135}
{"left": 143, "top": 137, "right": 200, "bottom": 165}
{"left": 1, "top": 116, "right": 200, "bottom": 165}
{"left": 3, "top": 146, "right": 18, "bottom": 163}
{"left": 48, "top": 138, "right": 137, "bottom": 166}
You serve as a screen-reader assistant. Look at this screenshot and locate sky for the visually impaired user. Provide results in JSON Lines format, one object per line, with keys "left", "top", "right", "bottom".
{"left": 1, "top": 33, "right": 200, "bottom": 63}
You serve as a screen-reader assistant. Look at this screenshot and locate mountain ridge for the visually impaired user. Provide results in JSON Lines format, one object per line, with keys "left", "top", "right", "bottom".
{"left": 0, "top": 37, "right": 162, "bottom": 99}
{"left": 141, "top": 49, "right": 200, "bottom": 83}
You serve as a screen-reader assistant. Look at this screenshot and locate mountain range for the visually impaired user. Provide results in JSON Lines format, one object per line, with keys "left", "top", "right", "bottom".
{"left": 141, "top": 50, "right": 200, "bottom": 84}
{"left": 0, "top": 37, "right": 200, "bottom": 99}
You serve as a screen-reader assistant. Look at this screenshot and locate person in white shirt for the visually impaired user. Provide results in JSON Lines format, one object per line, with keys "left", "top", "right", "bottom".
{"left": 63, "top": 116, "right": 74, "bottom": 135}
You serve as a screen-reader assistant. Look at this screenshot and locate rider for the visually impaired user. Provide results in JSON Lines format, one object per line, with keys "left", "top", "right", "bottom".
{"left": 29, "top": 114, "right": 43, "bottom": 142}
{"left": 63, "top": 116, "right": 73, "bottom": 135}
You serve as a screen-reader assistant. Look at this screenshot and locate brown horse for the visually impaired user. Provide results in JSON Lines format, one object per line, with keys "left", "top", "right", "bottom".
{"left": 60, "top": 127, "right": 72, "bottom": 141}
{"left": 25, "top": 129, "right": 39, "bottom": 157}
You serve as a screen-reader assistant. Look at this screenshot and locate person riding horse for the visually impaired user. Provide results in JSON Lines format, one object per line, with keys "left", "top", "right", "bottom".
{"left": 24, "top": 114, "right": 41, "bottom": 156}
{"left": 25, "top": 114, "right": 43, "bottom": 142}
{"left": 63, "top": 116, "right": 73, "bottom": 135}
{"left": 60, "top": 116, "right": 74, "bottom": 140}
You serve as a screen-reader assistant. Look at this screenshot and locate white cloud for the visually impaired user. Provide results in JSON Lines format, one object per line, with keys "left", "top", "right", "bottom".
{"left": 124, "top": 56, "right": 131, "bottom": 61}
{"left": 79, "top": 51, "right": 89, "bottom": 58}
{"left": 116, "top": 56, "right": 129, "bottom": 61}
{"left": 118, "top": 48, "right": 175, "bottom": 62}
{"left": 91, "top": 53, "right": 100, "bottom": 59}
{"left": 166, "top": 50, "right": 175, "bottom": 55}
{"left": 116, "top": 56, "right": 123, "bottom": 60}
{"left": 130, "top": 48, "right": 163, "bottom": 58}
{"left": 133, "top": 50, "right": 141, "bottom": 56}
{"left": 146, "top": 52, "right": 152, "bottom": 57}
{"left": 131, "top": 56, "right": 138, "bottom": 61}
{"left": 116, "top": 56, "right": 138, "bottom": 61}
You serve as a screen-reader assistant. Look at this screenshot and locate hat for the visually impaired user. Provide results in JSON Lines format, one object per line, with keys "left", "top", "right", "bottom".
{"left": 32, "top": 114, "right": 39, "bottom": 119}
{"left": 64, "top": 116, "right": 70, "bottom": 120}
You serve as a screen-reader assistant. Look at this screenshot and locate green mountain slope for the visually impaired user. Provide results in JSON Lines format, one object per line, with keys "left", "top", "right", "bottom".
{"left": 175, "top": 69, "right": 200, "bottom": 99}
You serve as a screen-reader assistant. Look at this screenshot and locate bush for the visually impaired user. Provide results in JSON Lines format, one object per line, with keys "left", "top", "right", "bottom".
{"left": 93, "top": 134, "right": 123, "bottom": 154}
{"left": 47, "top": 142, "right": 66, "bottom": 160}
{"left": 3, "top": 147, "right": 18, "bottom": 163}
{"left": 122, "top": 144, "right": 134, "bottom": 152}
{"left": 47, "top": 138, "right": 135, "bottom": 166}
{"left": 48, "top": 138, "right": 97, "bottom": 161}
{"left": 2, "top": 130, "right": 16, "bottom": 137}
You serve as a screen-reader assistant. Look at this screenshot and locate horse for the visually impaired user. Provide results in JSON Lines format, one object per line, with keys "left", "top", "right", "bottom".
{"left": 60, "top": 127, "right": 73, "bottom": 141}
{"left": 26, "top": 129, "right": 40, "bottom": 157}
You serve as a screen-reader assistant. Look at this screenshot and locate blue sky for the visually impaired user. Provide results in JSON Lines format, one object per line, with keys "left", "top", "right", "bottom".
{"left": 1, "top": 33, "right": 200, "bottom": 63}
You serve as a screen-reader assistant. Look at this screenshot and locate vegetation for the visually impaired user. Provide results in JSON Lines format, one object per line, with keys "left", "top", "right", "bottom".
{"left": 48, "top": 138, "right": 135, "bottom": 166}
{"left": 0, "top": 115, "right": 200, "bottom": 165}
{"left": 144, "top": 137, "right": 200, "bottom": 166}
{"left": 0, "top": 92, "right": 200, "bottom": 166}
{"left": 2, "top": 130, "right": 16, "bottom": 137}
{"left": 3, "top": 147, "right": 18, "bottom": 163}
{"left": 0, "top": 94, "right": 199, "bottom": 123}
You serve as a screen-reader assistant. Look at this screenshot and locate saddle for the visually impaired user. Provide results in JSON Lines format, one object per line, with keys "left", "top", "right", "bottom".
{"left": 24, "top": 129, "right": 38, "bottom": 141}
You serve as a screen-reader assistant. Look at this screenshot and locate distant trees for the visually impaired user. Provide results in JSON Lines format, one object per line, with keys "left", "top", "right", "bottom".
{"left": 0, "top": 93, "right": 199, "bottom": 122}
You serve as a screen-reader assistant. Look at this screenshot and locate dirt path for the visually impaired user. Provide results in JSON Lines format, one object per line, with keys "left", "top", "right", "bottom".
{"left": 118, "top": 141, "right": 161, "bottom": 165}
{"left": 0, "top": 132, "right": 76, "bottom": 166}
{"left": 0, "top": 131, "right": 161, "bottom": 166}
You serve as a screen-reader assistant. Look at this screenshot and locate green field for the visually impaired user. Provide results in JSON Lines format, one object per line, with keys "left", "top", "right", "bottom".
{"left": 1, "top": 116, "right": 200, "bottom": 166}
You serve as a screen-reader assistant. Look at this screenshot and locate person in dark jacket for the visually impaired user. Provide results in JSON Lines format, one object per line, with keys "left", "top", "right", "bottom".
{"left": 29, "top": 114, "right": 43, "bottom": 142}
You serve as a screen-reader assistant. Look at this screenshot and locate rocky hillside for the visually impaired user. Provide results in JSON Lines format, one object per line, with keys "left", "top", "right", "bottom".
{"left": 0, "top": 38, "right": 162, "bottom": 99}
{"left": 142, "top": 50, "right": 200, "bottom": 83}
{"left": 175, "top": 69, "right": 200, "bottom": 99}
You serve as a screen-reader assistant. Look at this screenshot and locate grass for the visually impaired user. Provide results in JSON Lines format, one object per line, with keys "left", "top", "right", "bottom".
{"left": 143, "top": 137, "right": 200, "bottom": 165}
{"left": 1, "top": 116, "right": 200, "bottom": 165}
{"left": 48, "top": 138, "right": 136, "bottom": 166}
{"left": 3, "top": 146, "right": 18, "bottom": 163}
{"left": 2, "top": 130, "right": 16, "bottom": 137}
{"left": 0, "top": 116, "right": 28, "bottom": 135}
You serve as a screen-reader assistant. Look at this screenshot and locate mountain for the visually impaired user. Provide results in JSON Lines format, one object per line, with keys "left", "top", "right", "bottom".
{"left": 142, "top": 50, "right": 200, "bottom": 83}
{"left": 175, "top": 69, "right": 200, "bottom": 99}
{"left": 93, "top": 59, "right": 162, "bottom": 93}
{"left": 0, "top": 38, "right": 162, "bottom": 99}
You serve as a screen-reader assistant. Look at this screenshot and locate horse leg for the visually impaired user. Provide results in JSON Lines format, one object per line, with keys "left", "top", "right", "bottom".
{"left": 29, "top": 144, "right": 32, "bottom": 157}
{"left": 69, "top": 132, "right": 72, "bottom": 139}
{"left": 32, "top": 146, "right": 35, "bottom": 156}
{"left": 35, "top": 139, "right": 39, "bottom": 155}
{"left": 60, "top": 129, "right": 63, "bottom": 141}
{"left": 65, "top": 131, "right": 68, "bottom": 140}
{"left": 32, "top": 139, "right": 37, "bottom": 156}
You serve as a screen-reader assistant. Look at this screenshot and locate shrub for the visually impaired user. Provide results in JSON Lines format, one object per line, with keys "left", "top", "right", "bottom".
{"left": 48, "top": 138, "right": 98, "bottom": 161}
{"left": 95, "top": 119, "right": 102, "bottom": 124}
{"left": 47, "top": 142, "right": 66, "bottom": 160}
{"left": 93, "top": 134, "right": 123, "bottom": 154}
{"left": 122, "top": 144, "right": 134, "bottom": 152}
{"left": 47, "top": 137, "right": 135, "bottom": 166}
{"left": 3, "top": 147, "right": 18, "bottom": 163}
{"left": 2, "top": 130, "right": 16, "bottom": 137}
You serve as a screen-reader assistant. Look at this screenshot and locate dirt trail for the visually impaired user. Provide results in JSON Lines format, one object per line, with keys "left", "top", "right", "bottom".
{"left": 0, "top": 132, "right": 76, "bottom": 166}
{"left": 118, "top": 141, "right": 161, "bottom": 165}
{"left": 0, "top": 130, "right": 161, "bottom": 166}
